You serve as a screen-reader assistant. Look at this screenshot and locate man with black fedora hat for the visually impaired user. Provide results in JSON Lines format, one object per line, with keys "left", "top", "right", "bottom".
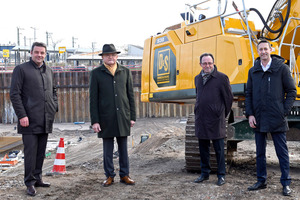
{"left": 99, "top": 44, "right": 121, "bottom": 56}
{"left": 90, "top": 43, "right": 136, "bottom": 187}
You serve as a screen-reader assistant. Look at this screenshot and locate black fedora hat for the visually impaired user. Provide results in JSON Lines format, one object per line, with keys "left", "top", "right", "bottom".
{"left": 99, "top": 44, "right": 121, "bottom": 56}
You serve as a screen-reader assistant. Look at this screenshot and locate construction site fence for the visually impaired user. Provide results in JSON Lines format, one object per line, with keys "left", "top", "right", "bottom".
{"left": 0, "top": 71, "right": 195, "bottom": 124}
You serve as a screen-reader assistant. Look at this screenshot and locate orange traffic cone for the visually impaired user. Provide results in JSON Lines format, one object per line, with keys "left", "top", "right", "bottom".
{"left": 51, "top": 138, "right": 66, "bottom": 174}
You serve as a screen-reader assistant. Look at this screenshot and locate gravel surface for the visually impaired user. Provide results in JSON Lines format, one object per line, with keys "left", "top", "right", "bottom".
{"left": 0, "top": 118, "right": 299, "bottom": 199}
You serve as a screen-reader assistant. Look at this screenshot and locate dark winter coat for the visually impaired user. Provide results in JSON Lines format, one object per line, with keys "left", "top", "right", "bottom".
{"left": 89, "top": 63, "right": 136, "bottom": 138}
{"left": 10, "top": 58, "right": 58, "bottom": 134}
{"left": 245, "top": 55, "right": 296, "bottom": 132}
{"left": 194, "top": 67, "right": 233, "bottom": 140}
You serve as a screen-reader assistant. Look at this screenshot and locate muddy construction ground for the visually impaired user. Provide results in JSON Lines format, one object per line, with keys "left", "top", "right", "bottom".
{"left": 0, "top": 117, "right": 300, "bottom": 200}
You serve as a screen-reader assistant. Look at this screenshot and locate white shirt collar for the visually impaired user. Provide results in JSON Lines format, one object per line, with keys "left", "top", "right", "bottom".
{"left": 261, "top": 58, "right": 272, "bottom": 72}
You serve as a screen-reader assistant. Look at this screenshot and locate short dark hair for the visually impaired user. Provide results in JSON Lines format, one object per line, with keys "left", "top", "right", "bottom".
{"left": 257, "top": 39, "right": 271, "bottom": 48}
{"left": 200, "top": 53, "right": 214, "bottom": 63}
{"left": 31, "top": 42, "right": 47, "bottom": 52}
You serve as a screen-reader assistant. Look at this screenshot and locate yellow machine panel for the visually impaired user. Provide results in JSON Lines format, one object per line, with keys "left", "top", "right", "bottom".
{"left": 216, "top": 35, "right": 254, "bottom": 84}
{"left": 185, "top": 17, "right": 223, "bottom": 43}
{"left": 192, "top": 37, "right": 217, "bottom": 84}
{"left": 141, "top": 38, "right": 152, "bottom": 102}
{"left": 142, "top": 0, "right": 300, "bottom": 103}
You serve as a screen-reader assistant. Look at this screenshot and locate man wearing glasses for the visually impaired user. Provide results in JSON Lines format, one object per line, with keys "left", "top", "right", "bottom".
{"left": 194, "top": 53, "right": 233, "bottom": 186}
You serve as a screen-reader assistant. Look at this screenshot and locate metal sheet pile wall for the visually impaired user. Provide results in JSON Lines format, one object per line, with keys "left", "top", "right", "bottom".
{"left": 0, "top": 71, "right": 193, "bottom": 124}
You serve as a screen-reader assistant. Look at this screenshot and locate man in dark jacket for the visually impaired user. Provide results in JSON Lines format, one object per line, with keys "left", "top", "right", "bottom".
{"left": 10, "top": 42, "right": 58, "bottom": 196}
{"left": 246, "top": 39, "right": 296, "bottom": 196}
{"left": 89, "top": 44, "right": 136, "bottom": 187}
{"left": 194, "top": 53, "right": 233, "bottom": 186}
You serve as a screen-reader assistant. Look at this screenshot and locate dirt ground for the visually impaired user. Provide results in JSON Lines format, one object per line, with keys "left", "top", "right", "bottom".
{"left": 0, "top": 117, "right": 300, "bottom": 200}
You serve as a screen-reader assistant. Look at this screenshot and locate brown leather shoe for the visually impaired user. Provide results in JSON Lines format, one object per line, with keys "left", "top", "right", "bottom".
{"left": 27, "top": 185, "right": 36, "bottom": 196}
{"left": 102, "top": 177, "right": 114, "bottom": 187}
{"left": 120, "top": 176, "right": 135, "bottom": 185}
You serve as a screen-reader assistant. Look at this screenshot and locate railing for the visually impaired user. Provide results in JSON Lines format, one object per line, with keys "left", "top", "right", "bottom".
{"left": 183, "top": 0, "right": 255, "bottom": 65}
{"left": 278, "top": 17, "right": 300, "bottom": 85}
{"left": 184, "top": 0, "right": 228, "bottom": 25}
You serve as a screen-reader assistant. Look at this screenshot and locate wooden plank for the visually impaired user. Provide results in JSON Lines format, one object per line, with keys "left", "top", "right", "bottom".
{"left": 0, "top": 136, "right": 22, "bottom": 153}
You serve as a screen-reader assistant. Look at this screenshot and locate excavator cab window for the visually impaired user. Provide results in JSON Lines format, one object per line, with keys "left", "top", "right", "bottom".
{"left": 180, "top": 12, "right": 194, "bottom": 23}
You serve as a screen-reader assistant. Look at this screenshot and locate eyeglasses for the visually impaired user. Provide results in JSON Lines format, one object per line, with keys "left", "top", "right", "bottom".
{"left": 201, "top": 62, "right": 213, "bottom": 66}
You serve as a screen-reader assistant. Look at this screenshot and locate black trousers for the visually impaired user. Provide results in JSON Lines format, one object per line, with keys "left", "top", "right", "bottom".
{"left": 255, "top": 131, "right": 291, "bottom": 186}
{"left": 102, "top": 136, "right": 129, "bottom": 178}
{"left": 22, "top": 134, "right": 48, "bottom": 186}
{"left": 198, "top": 138, "right": 225, "bottom": 178}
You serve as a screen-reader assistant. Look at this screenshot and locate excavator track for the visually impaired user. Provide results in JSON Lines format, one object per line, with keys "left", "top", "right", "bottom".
{"left": 185, "top": 113, "right": 227, "bottom": 172}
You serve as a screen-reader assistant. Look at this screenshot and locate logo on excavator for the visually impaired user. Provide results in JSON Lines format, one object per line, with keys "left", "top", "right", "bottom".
{"left": 153, "top": 45, "right": 176, "bottom": 87}
{"left": 157, "top": 49, "right": 170, "bottom": 83}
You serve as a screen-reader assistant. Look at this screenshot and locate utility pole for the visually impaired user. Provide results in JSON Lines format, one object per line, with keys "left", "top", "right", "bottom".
{"left": 46, "top": 31, "right": 52, "bottom": 46}
{"left": 16, "top": 27, "right": 24, "bottom": 65}
{"left": 24, "top": 36, "right": 27, "bottom": 61}
{"left": 30, "top": 27, "right": 37, "bottom": 42}
{"left": 72, "top": 36, "right": 78, "bottom": 48}
{"left": 17, "top": 27, "right": 24, "bottom": 46}
{"left": 28, "top": 38, "right": 33, "bottom": 47}
{"left": 92, "top": 42, "right": 96, "bottom": 66}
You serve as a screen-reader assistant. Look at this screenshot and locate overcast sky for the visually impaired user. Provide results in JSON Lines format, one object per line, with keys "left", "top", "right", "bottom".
{"left": 1, "top": 0, "right": 272, "bottom": 49}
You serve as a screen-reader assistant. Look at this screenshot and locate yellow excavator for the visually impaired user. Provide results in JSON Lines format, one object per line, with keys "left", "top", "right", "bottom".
{"left": 141, "top": 0, "right": 300, "bottom": 171}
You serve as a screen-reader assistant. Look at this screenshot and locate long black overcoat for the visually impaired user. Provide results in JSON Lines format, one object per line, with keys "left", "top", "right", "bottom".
{"left": 245, "top": 55, "right": 296, "bottom": 132}
{"left": 194, "top": 67, "right": 233, "bottom": 140}
{"left": 10, "top": 58, "right": 58, "bottom": 134}
{"left": 89, "top": 63, "right": 136, "bottom": 138}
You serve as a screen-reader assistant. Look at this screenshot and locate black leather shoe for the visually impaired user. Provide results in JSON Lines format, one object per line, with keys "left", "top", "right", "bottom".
{"left": 283, "top": 186, "right": 291, "bottom": 196}
{"left": 27, "top": 185, "right": 36, "bottom": 196}
{"left": 248, "top": 181, "right": 267, "bottom": 191}
{"left": 217, "top": 177, "right": 225, "bottom": 186}
{"left": 35, "top": 180, "right": 51, "bottom": 187}
{"left": 194, "top": 175, "right": 209, "bottom": 183}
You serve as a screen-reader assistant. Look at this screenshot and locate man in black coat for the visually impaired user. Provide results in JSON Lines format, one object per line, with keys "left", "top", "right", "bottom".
{"left": 194, "top": 53, "right": 233, "bottom": 186}
{"left": 89, "top": 44, "right": 136, "bottom": 187}
{"left": 246, "top": 39, "right": 296, "bottom": 196}
{"left": 10, "top": 42, "right": 58, "bottom": 196}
